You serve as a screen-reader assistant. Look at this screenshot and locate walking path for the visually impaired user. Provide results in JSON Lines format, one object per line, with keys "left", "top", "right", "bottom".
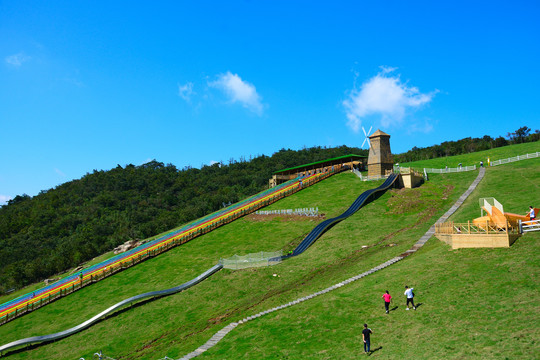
{"left": 178, "top": 167, "right": 486, "bottom": 359}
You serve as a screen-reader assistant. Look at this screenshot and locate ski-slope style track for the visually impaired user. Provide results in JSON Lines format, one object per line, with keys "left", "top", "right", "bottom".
{"left": 287, "top": 173, "right": 398, "bottom": 257}
{"left": 0, "top": 171, "right": 396, "bottom": 355}
{"left": 0, "top": 264, "right": 223, "bottom": 356}
{"left": 0, "top": 169, "right": 336, "bottom": 325}
{"left": 178, "top": 168, "right": 486, "bottom": 360}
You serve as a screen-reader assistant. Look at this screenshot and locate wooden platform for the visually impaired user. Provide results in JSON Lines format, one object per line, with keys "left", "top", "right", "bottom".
{"left": 435, "top": 222, "right": 521, "bottom": 249}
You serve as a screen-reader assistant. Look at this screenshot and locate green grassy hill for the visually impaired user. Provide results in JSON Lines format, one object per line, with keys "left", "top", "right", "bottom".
{"left": 1, "top": 145, "right": 538, "bottom": 359}
{"left": 401, "top": 141, "right": 539, "bottom": 169}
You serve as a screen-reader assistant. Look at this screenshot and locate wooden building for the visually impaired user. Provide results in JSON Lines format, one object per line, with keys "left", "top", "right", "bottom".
{"left": 367, "top": 130, "right": 393, "bottom": 177}
{"left": 268, "top": 154, "right": 367, "bottom": 188}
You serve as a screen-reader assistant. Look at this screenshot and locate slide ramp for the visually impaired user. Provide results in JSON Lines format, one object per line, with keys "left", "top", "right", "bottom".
{"left": 0, "top": 170, "right": 336, "bottom": 325}
{"left": 0, "top": 264, "right": 223, "bottom": 355}
{"left": 287, "top": 173, "right": 398, "bottom": 257}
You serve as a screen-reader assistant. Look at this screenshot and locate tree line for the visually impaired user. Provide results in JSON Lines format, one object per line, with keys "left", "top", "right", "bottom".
{"left": 0, "top": 145, "right": 365, "bottom": 293}
{"left": 394, "top": 126, "right": 539, "bottom": 163}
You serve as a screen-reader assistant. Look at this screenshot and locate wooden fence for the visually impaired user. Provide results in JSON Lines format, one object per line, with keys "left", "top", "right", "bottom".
{"left": 435, "top": 221, "right": 520, "bottom": 235}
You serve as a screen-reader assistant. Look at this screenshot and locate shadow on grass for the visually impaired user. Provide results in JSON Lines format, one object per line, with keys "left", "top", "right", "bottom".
{"left": 368, "top": 346, "right": 382, "bottom": 355}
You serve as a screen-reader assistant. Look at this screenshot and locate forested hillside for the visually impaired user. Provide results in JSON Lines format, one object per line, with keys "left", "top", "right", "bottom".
{"left": 1, "top": 126, "right": 537, "bottom": 294}
{"left": 0, "top": 146, "right": 365, "bottom": 293}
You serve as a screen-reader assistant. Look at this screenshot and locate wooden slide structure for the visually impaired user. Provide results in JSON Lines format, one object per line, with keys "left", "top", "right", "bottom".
{"left": 474, "top": 197, "right": 537, "bottom": 229}
{"left": 435, "top": 195, "right": 526, "bottom": 249}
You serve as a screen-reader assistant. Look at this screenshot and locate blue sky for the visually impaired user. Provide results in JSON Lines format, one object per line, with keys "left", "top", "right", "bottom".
{"left": 1, "top": 1, "right": 539, "bottom": 203}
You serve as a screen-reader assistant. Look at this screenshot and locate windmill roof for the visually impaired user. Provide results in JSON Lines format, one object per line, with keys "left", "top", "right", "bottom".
{"left": 369, "top": 129, "right": 390, "bottom": 138}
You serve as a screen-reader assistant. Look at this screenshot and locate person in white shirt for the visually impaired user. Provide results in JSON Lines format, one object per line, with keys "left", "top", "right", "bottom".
{"left": 404, "top": 285, "right": 416, "bottom": 310}
{"left": 526, "top": 206, "right": 536, "bottom": 221}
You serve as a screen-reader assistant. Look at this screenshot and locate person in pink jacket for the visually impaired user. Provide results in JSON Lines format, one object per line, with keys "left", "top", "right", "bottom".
{"left": 382, "top": 290, "right": 392, "bottom": 314}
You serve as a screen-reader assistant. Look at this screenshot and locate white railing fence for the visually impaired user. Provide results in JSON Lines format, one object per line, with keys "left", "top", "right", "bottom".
{"left": 352, "top": 168, "right": 363, "bottom": 179}
{"left": 423, "top": 165, "right": 476, "bottom": 174}
{"left": 520, "top": 219, "right": 540, "bottom": 233}
{"left": 491, "top": 151, "right": 540, "bottom": 166}
{"left": 479, "top": 197, "right": 504, "bottom": 217}
{"left": 255, "top": 208, "right": 319, "bottom": 217}
{"left": 362, "top": 174, "right": 391, "bottom": 182}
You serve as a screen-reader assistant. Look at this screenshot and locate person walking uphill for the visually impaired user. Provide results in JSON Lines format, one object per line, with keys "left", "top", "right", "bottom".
{"left": 362, "top": 323, "right": 373, "bottom": 354}
{"left": 404, "top": 285, "right": 416, "bottom": 310}
{"left": 382, "top": 290, "right": 392, "bottom": 314}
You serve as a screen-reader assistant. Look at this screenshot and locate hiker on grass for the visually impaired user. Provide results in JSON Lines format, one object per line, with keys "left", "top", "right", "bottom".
{"left": 362, "top": 323, "right": 373, "bottom": 354}
{"left": 382, "top": 290, "right": 392, "bottom": 314}
{"left": 404, "top": 285, "right": 416, "bottom": 310}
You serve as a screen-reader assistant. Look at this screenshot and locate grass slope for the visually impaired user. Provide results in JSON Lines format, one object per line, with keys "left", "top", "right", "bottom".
{"left": 0, "top": 145, "right": 538, "bottom": 359}
{"left": 401, "top": 141, "right": 539, "bottom": 169}
{"left": 201, "top": 158, "right": 540, "bottom": 360}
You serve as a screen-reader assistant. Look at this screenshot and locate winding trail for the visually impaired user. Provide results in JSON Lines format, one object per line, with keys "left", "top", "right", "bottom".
{"left": 178, "top": 168, "right": 485, "bottom": 359}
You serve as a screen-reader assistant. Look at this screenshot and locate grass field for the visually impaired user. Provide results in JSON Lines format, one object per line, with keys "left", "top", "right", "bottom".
{"left": 401, "top": 141, "right": 539, "bottom": 170}
{"left": 0, "top": 143, "right": 538, "bottom": 359}
{"left": 203, "top": 159, "right": 540, "bottom": 360}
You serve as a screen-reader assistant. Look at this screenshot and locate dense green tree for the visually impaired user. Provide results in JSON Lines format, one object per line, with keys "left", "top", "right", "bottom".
{"left": 0, "top": 145, "right": 366, "bottom": 292}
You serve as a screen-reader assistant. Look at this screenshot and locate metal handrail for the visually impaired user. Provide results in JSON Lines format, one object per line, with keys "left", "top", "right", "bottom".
{"left": 520, "top": 219, "right": 540, "bottom": 233}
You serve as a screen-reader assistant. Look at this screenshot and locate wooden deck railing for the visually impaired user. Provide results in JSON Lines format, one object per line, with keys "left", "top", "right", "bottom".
{"left": 435, "top": 221, "right": 520, "bottom": 235}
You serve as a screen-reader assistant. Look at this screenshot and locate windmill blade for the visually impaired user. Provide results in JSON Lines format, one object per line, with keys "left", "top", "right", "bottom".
{"left": 361, "top": 126, "right": 373, "bottom": 149}
{"left": 362, "top": 126, "right": 372, "bottom": 137}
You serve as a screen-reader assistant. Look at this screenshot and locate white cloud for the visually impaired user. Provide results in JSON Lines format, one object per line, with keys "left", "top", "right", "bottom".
{"left": 209, "top": 72, "right": 264, "bottom": 115}
{"left": 379, "top": 65, "right": 398, "bottom": 74}
{"left": 178, "top": 82, "right": 194, "bottom": 102}
{"left": 54, "top": 168, "right": 66, "bottom": 177}
{"left": 0, "top": 195, "right": 12, "bottom": 205}
{"left": 209, "top": 160, "right": 219, "bottom": 166}
{"left": 5, "top": 53, "right": 30, "bottom": 67}
{"left": 343, "top": 68, "right": 437, "bottom": 132}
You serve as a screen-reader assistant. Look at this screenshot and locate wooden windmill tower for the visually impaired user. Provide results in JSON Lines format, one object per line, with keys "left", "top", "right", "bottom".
{"left": 367, "top": 129, "right": 393, "bottom": 177}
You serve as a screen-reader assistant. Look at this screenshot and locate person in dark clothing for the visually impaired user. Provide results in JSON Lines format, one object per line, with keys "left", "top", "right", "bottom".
{"left": 362, "top": 323, "right": 373, "bottom": 354}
